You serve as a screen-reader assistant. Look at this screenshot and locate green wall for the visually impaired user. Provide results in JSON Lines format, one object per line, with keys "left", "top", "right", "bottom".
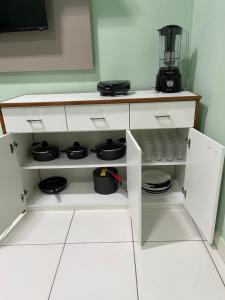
{"left": 0, "top": 0, "right": 193, "bottom": 101}
{"left": 190, "top": 0, "right": 225, "bottom": 240}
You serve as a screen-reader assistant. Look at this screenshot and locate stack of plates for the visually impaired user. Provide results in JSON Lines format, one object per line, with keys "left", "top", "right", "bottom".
{"left": 142, "top": 170, "right": 172, "bottom": 194}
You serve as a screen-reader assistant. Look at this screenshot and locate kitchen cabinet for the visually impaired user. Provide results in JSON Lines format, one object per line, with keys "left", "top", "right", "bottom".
{"left": 0, "top": 90, "right": 223, "bottom": 245}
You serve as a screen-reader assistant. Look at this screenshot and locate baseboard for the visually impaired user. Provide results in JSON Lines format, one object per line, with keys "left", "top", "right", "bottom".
{"left": 214, "top": 231, "right": 225, "bottom": 263}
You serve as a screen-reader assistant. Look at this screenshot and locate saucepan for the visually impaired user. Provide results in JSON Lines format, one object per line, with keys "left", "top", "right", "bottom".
{"left": 92, "top": 138, "right": 126, "bottom": 161}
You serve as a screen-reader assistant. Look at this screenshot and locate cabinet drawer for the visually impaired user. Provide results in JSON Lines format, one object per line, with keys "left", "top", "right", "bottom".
{"left": 66, "top": 104, "right": 129, "bottom": 131}
{"left": 130, "top": 101, "right": 196, "bottom": 129}
{"left": 2, "top": 107, "right": 67, "bottom": 133}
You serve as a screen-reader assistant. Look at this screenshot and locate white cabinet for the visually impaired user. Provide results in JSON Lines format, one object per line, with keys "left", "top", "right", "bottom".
{"left": 65, "top": 104, "right": 129, "bottom": 131}
{"left": 0, "top": 127, "right": 224, "bottom": 246}
{"left": 130, "top": 101, "right": 196, "bottom": 129}
{"left": 0, "top": 97, "right": 224, "bottom": 247}
{"left": 2, "top": 107, "right": 67, "bottom": 133}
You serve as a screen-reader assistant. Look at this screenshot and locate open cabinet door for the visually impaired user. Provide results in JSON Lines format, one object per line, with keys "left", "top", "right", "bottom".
{"left": 0, "top": 134, "right": 26, "bottom": 236}
{"left": 126, "top": 130, "right": 142, "bottom": 243}
{"left": 184, "top": 128, "right": 225, "bottom": 244}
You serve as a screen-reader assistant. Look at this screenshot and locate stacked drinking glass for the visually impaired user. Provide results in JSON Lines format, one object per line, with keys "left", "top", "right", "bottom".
{"left": 142, "top": 130, "right": 186, "bottom": 162}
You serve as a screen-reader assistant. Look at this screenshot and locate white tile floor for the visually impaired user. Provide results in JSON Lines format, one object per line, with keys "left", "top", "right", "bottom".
{"left": 0, "top": 208, "right": 225, "bottom": 300}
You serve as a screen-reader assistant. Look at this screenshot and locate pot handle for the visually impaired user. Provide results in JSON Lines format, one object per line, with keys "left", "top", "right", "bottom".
{"left": 118, "top": 138, "right": 126, "bottom": 144}
{"left": 107, "top": 169, "right": 123, "bottom": 183}
{"left": 41, "top": 141, "right": 49, "bottom": 148}
{"left": 54, "top": 187, "right": 62, "bottom": 193}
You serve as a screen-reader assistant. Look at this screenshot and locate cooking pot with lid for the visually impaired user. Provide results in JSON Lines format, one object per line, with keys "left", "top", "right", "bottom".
{"left": 92, "top": 138, "right": 126, "bottom": 161}
{"left": 31, "top": 141, "right": 59, "bottom": 162}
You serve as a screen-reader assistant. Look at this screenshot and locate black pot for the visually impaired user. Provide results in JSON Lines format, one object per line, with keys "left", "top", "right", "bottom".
{"left": 39, "top": 177, "right": 67, "bottom": 194}
{"left": 31, "top": 141, "right": 59, "bottom": 162}
{"left": 92, "top": 139, "right": 126, "bottom": 161}
{"left": 63, "top": 142, "right": 88, "bottom": 160}
{"left": 93, "top": 167, "right": 119, "bottom": 195}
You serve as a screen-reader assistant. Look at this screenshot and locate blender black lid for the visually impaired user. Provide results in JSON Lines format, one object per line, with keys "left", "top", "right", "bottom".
{"left": 158, "top": 25, "right": 183, "bottom": 36}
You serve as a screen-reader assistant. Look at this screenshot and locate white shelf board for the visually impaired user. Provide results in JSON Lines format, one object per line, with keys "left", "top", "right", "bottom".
{"left": 142, "top": 180, "right": 183, "bottom": 208}
{"left": 28, "top": 182, "right": 128, "bottom": 210}
{"left": 21, "top": 153, "right": 127, "bottom": 170}
{"left": 142, "top": 157, "right": 186, "bottom": 166}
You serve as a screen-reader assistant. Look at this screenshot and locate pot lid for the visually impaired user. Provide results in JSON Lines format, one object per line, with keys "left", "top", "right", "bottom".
{"left": 96, "top": 139, "right": 125, "bottom": 151}
{"left": 67, "top": 142, "right": 87, "bottom": 152}
{"left": 31, "top": 141, "right": 58, "bottom": 153}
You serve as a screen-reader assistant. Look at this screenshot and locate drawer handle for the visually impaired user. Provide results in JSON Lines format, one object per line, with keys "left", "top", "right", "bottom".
{"left": 155, "top": 115, "right": 171, "bottom": 119}
{"left": 26, "top": 119, "right": 42, "bottom": 123}
{"left": 90, "top": 117, "right": 106, "bottom": 121}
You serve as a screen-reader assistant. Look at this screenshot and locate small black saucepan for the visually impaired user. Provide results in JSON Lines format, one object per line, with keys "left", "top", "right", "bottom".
{"left": 92, "top": 138, "right": 126, "bottom": 161}
{"left": 63, "top": 141, "right": 88, "bottom": 160}
{"left": 31, "top": 141, "right": 59, "bottom": 162}
{"left": 39, "top": 177, "right": 67, "bottom": 194}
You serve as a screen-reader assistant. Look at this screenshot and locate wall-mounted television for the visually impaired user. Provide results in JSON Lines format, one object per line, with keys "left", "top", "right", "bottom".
{"left": 0, "top": 0, "right": 48, "bottom": 33}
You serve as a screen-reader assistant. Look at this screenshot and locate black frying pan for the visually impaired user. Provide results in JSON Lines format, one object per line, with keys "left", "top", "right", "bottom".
{"left": 39, "top": 177, "right": 67, "bottom": 194}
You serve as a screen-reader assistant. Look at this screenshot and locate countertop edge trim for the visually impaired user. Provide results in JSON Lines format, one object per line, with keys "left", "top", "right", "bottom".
{"left": 0, "top": 95, "right": 202, "bottom": 108}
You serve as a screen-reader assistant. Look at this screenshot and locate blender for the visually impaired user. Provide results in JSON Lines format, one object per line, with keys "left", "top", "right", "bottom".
{"left": 156, "top": 25, "right": 183, "bottom": 93}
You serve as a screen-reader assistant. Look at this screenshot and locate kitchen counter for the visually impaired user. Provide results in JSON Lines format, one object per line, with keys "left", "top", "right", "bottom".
{"left": 0, "top": 90, "right": 201, "bottom": 107}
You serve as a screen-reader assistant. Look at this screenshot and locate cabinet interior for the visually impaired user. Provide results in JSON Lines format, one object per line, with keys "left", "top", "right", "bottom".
{"left": 12, "top": 129, "right": 188, "bottom": 210}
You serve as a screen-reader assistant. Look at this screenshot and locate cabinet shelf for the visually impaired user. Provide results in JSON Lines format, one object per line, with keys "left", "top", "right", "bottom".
{"left": 142, "top": 157, "right": 186, "bottom": 166}
{"left": 27, "top": 182, "right": 128, "bottom": 210}
{"left": 21, "top": 153, "right": 127, "bottom": 170}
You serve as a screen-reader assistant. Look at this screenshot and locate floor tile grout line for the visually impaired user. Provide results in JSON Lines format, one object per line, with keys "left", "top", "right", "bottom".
{"left": 202, "top": 240, "right": 225, "bottom": 287}
{"left": 190, "top": 217, "right": 225, "bottom": 287}
{"left": 0, "top": 241, "right": 134, "bottom": 246}
{"left": 47, "top": 210, "right": 76, "bottom": 300}
{"left": 130, "top": 219, "right": 140, "bottom": 300}
{"left": 0, "top": 240, "right": 206, "bottom": 247}
{"left": 137, "top": 239, "right": 203, "bottom": 243}
{"left": 64, "top": 210, "right": 76, "bottom": 244}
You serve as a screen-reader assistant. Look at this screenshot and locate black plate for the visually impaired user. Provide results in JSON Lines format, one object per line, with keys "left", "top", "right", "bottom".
{"left": 142, "top": 185, "right": 171, "bottom": 194}
{"left": 142, "top": 180, "right": 172, "bottom": 189}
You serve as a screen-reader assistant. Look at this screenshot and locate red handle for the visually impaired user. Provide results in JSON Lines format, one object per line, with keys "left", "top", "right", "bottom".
{"left": 107, "top": 170, "right": 123, "bottom": 183}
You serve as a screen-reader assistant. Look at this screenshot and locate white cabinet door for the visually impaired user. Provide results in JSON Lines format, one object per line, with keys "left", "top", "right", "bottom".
{"left": 126, "top": 130, "right": 142, "bottom": 243}
{"left": 0, "top": 134, "right": 26, "bottom": 236}
{"left": 184, "top": 128, "right": 225, "bottom": 244}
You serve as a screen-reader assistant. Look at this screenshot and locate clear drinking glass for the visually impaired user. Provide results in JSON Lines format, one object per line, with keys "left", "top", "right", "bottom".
{"left": 143, "top": 140, "right": 154, "bottom": 162}
{"left": 142, "top": 133, "right": 154, "bottom": 162}
{"left": 154, "top": 136, "right": 164, "bottom": 161}
{"left": 176, "top": 138, "right": 186, "bottom": 160}
{"left": 165, "top": 137, "right": 175, "bottom": 161}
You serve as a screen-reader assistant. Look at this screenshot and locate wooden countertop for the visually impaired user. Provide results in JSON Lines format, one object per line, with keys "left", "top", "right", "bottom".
{"left": 0, "top": 90, "right": 201, "bottom": 108}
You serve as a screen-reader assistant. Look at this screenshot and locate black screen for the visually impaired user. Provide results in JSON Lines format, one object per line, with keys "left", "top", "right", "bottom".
{"left": 0, "top": 0, "right": 48, "bottom": 33}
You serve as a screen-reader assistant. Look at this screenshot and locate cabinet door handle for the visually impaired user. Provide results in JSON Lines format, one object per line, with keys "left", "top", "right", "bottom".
{"left": 155, "top": 115, "right": 171, "bottom": 119}
{"left": 90, "top": 117, "right": 106, "bottom": 121}
{"left": 26, "top": 119, "right": 42, "bottom": 123}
